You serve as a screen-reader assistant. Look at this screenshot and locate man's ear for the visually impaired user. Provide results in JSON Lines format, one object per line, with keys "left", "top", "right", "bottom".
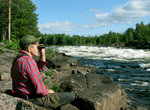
{"left": 27, "top": 45, "right": 31, "bottom": 52}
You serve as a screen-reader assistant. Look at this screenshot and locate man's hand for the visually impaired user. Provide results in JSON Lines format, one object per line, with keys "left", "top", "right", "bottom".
{"left": 48, "top": 89, "right": 54, "bottom": 93}
{"left": 38, "top": 44, "right": 46, "bottom": 62}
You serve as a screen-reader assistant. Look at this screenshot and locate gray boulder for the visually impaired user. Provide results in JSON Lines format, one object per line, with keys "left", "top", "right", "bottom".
{"left": 0, "top": 93, "right": 47, "bottom": 110}
{"left": 0, "top": 81, "right": 12, "bottom": 92}
{"left": 46, "top": 53, "right": 78, "bottom": 71}
{"left": 60, "top": 73, "right": 128, "bottom": 110}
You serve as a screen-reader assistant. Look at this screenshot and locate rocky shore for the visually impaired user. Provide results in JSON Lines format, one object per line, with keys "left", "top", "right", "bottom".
{"left": 0, "top": 47, "right": 130, "bottom": 110}
{"left": 96, "top": 40, "right": 150, "bottom": 50}
{"left": 125, "top": 41, "right": 150, "bottom": 49}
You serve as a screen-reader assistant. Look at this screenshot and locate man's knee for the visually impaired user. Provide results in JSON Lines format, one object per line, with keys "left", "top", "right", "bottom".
{"left": 30, "top": 93, "right": 59, "bottom": 109}
{"left": 30, "top": 92, "right": 75, "bottom": 109}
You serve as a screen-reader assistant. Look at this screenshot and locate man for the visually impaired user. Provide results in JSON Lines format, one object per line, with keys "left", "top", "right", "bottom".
{"left": 11, "top": 35, "right": 75, "bottom": 109}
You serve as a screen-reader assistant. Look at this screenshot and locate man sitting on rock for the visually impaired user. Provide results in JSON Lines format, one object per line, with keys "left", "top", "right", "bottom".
{"left": 11, "top": 35, "right": 75, "bottom": 109}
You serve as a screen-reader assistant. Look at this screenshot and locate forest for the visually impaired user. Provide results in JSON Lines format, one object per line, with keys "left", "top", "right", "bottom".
{"left": 0, "top": 0, "right": 150, "bottom": 48}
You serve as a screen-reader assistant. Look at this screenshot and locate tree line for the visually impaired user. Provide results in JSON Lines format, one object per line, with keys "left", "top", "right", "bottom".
{"left": 0, "top": 0, "right": 150, "bottom": 47}
{"left": 41, "top": 22, "right": 150, "bottom": 46}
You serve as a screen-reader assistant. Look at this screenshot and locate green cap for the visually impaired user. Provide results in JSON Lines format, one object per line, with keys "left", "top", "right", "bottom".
{"left": 20, "top": 35, "right": 41, "bottom": 50}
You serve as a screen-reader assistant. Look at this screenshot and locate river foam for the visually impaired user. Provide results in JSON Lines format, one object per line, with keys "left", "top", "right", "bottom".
{"left": 53, "top": 46, "right": 150, "bottom": 62}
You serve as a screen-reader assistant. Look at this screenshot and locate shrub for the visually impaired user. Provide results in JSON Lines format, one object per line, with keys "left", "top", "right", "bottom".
{"left": 46, "top": 47, "right": 55, "bottom": 59}
{"left": 0, "top": 47, "right": 5, "bottom": 53}
{"left": 52, "top": 83, "right": 60, "bottom": 92}
{"left": 0, "top": 72, "right": 2, "bottom": 76}
{"left": 44, "top": 79, "right": 60, "bottom": 92}
{"left": 45, "top": 80, "right": 51, "bottom": 89}
{"left": 44, "top": 70, "right": 53, "bottom": 77}
{"left": 4, "top": 36, "right": 20, "bottom": 51}
{"left": 43, "top": 69, "right": 60, "bottom": 92}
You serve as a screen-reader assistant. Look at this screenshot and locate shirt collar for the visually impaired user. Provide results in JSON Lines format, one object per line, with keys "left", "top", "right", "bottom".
{"left": 19, "top": 50, "right": 31, "bottom": 58}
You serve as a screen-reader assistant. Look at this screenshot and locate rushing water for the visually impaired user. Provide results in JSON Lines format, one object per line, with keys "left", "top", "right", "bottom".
{"left": 51, "top": 46, "right": 150, "bottom": 108}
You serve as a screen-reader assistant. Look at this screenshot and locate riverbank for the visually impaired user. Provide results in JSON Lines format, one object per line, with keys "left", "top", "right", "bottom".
{"left": 0, "top": 46, "right": 148, "bottom": 110}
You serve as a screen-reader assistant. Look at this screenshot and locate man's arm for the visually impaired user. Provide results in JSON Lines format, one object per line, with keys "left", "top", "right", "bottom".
{"left": 26, "top": 58, "right": 49, "bottom": 96}
{"left": 37, "top": 47, "right": 47, "bottom": 71}
{"left": 39, "top": 47, "right": 46, "bottom": 62}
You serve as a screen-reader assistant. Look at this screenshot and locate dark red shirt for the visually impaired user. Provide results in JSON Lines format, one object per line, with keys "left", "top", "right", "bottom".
{"left": 11, "top": 50, "right": 48, "bottom": 98}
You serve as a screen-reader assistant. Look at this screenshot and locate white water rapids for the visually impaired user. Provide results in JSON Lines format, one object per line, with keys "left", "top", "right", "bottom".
{"left": 53, "top": 46, "right": 150, "bottom": 68}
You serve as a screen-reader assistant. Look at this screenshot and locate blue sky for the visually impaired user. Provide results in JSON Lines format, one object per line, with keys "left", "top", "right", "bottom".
{"left": 33, "top": 0, "right": 150, "bottom": 36}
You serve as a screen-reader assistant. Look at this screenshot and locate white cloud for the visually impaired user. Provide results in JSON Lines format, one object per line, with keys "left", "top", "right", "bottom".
{"left": 96, "top": 0, "right": 150, "bottom": 23}
{"left": 38, "top": 20, "right": 77, "bottom": 34}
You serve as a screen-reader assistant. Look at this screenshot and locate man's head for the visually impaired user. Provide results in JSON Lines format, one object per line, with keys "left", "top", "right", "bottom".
{"left": 20, "top": 35, "right": 41, "bottom": 57}
{"left": 20, "top": 35, "right": 40, "bottom": 50}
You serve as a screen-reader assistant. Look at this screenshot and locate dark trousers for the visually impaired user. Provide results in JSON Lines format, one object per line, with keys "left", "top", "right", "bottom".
{"left": 29, "top": 92, "right": 75, "bottom": 110}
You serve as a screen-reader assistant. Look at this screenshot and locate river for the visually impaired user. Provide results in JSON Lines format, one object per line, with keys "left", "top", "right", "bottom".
{"left": 51, "top": 46, "right": 150, "bottom": 108}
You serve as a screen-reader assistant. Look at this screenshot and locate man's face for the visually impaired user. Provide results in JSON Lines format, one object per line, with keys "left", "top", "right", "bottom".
{"left": 29, "top": 42, "right": 39, "bottom": 57}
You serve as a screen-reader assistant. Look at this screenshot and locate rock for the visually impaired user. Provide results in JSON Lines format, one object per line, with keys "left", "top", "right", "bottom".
{"left": 0, "top": 93, "right": 47, "bottom": 110}
{"left": 128, "top": 106, "right": 150, "bottom": 110}
{"left": 0, "top": 48, "right": 15, "bottom": 74}
{"left": 70, "top": 66, "right": 96, "bottom": 75}
{"left": 61, "top": 104, "right": 79, "bottom": 110}
{"left": 51, "top": 65, "right": 96, "bottom": 84}
{"left": 52, "top": 70, "right": 72, "bottom": 83}
{"left": 0, "top": 65, "right": 11, "bottom": 74}
{"left": 136, "top": 106, "right": 150, "bottom": 110}
{"left": 60, "top": 63, "right": 70, "bottom": 70}
{"left": 46, "top": 53, "right": 78, "bottom": 71}
{"left": 1, "top": 73, "right": 11, "bottom": 81}
{"left": 0, "top": 81, "right": 12, "bottom": 92}
{"left": 60, "top": 73, "right": 128, "bottom": 110}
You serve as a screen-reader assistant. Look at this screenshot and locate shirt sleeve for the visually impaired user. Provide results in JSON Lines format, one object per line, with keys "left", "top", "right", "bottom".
{"left": 25, "top": 57, "right": 49, "bottom": 96}
{"left": 37, "top": 60, "right": 48, "bottom": 72}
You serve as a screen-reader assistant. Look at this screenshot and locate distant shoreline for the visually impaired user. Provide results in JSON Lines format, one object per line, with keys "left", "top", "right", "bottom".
{"left": 50, "top": 41, "right": 150, "bottom": 50}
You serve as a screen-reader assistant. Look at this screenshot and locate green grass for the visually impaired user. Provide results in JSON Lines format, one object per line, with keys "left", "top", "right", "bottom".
{"left": 0, "top": 72, "right": 2, "bottom": 76}
{"left": 43, "top": 69, "right": 60, "bottom": 92}
{"left": 44, "top": 70, "right": 53, "bottom": 77}
{"left": 45, "top": 80, "right": 51, "bottom": 89}
{"left": 51, "top": 83, "right": 60, "bottom": 92}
